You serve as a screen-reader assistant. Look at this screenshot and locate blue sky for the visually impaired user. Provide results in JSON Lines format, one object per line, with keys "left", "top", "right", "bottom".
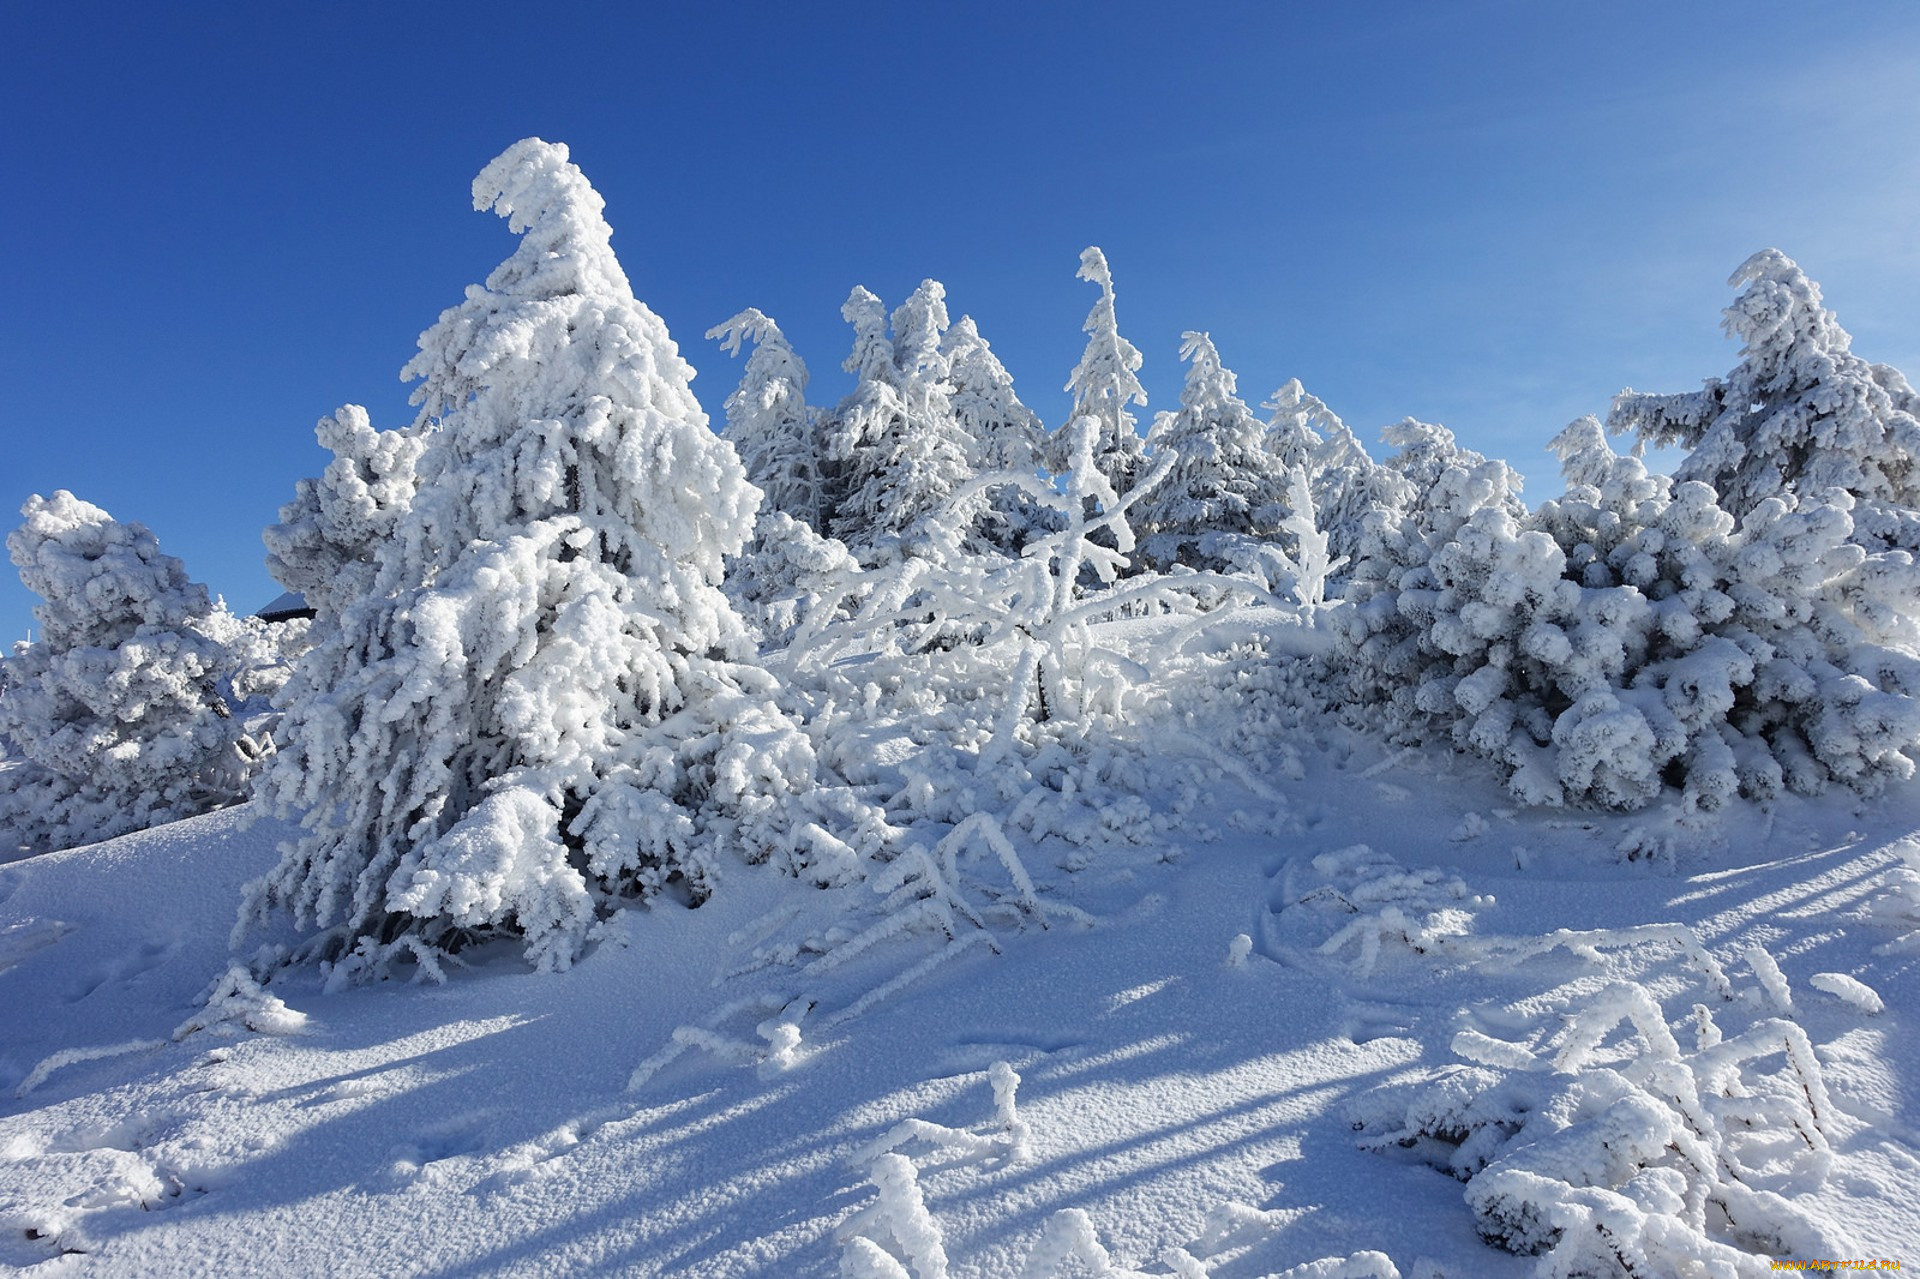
{"left": 4, "top": 1, "right": 1919, "bottom": 643}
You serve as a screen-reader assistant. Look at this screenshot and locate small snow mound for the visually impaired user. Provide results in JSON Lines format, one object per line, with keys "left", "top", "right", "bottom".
{"left": 1809, "top": 971, "right": 1884, "bottom": 1015}
{"left": 172, "top": 963, "right": 308, "bottom": 1040}
{"left": 1226, "top": 933, "right": 1253, "bottom": 967}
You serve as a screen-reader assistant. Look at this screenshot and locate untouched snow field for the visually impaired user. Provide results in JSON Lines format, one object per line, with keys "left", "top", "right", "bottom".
{"left": 2, "top": 657, "right": 1917, "bottom": 1278}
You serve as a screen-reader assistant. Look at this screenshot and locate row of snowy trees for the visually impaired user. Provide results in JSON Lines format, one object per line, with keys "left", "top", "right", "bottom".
{"left": 3, "top": 137, "right": 1918, "bottom": 976}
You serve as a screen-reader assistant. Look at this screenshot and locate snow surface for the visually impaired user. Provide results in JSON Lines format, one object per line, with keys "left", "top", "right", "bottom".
{"left": 3, "top": 612, "right": 1917, "bottom": 1276}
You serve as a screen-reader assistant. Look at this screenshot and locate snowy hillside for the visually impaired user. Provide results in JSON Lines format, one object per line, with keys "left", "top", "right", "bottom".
{"left": 2, "top": 606, "right": 1916, "bottom": 1276}
{"left": 6, "top": 136, "right": 1920, "bottom": 1276}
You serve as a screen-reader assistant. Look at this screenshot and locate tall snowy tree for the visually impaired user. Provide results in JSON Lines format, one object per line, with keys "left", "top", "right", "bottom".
{"left": 1054, "top": 247, "right": 1148, "bottom": 499}
{"left": 1609, "top": 249, "right": 1920, "bottom": 549}
{"left": 1264, "top": 378, "right": 1411, "bottom": 575}
{"left": 246, "top": 140, "right": 884, "bottom": 976}
{"left": 707, "top": 308, "right": 824, "bottom": 531}
{"left": 263, "top": 404, "right": 426, "bottom": 621}
{"left": 1132, "top": 331, "right": 1288, "bottom": 571}
{"left": 942, "top": 314, "right": 1047, "bottom": 553}
{"left": 0, "top": 492, "right": 258, "bottom": 854}
{"left": 820, "top": 280, "right": 979, "bottom": 557}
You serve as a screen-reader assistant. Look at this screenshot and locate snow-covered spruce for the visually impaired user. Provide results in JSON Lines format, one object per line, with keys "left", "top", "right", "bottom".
{"left": 1334, "top": 416, "right": 1920, "bottom": 809}
{"left": 1262, "top": 378, "right": 1414, "bottom": 580}
{"left": 1611, "top": 248, "right": 1920, "bottom": 551}
{"left": 819, "top": 280, "right": 982, "bottom": 559}
{"left": 0, "top": 492, "right": 273, "bottom": 855}
{"left": 1050, "top": 246, "right": 1149, "bottom": 501}
{"left": 1132, "top": 331, "right": 1290, "bottom": 573}
{"left": 244, "top": 139, "right": 887, "bottom": 977}
{"left": 942, "top": 314, "right": 1050, "bottom": 554}
{"left": 708, "top": 307, "right": 827, "bottom": 532}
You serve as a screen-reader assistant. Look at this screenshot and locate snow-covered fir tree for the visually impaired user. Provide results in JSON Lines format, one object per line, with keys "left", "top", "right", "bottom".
{"left": 246, "top": 139, "right": 885, "bottom": 976}
{"left": 942, "top": 314, "right": 1048, "bottom": 553}
{"left": 1132, "top": 332, "right": 1289, "bottom": 571}
{"left": 263, "top": 404, "right": 426, "bottom": 621}
{"left": 1610, "top": 248, "right": 1920, "bottom": 549}
{"left": 820, "top": 280, "right": 979, "bottom": 557}
{"left": 0, "top": 492, "right": 261, "bottom": 854}
{"left": 707, "top": 308, "right": 824, "bottom": 531}
{"left": 1264, "top": 378, "right": 1412, "bottom": 576}
{"left": 1054, "top": 246, "right": 1148, "bottom": 499}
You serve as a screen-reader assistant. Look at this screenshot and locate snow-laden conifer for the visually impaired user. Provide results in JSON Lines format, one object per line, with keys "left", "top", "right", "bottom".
{"left": 1054, "top": 247, "right": 1148, "bottom": 498}
{"left": 0, "top": 493, "right": 258, "bottom": 853}
{"left": 707, "top": 308, "right": 824, "bottom": 531}
{"left": 246, "top": 139, "right": 884, "bottom": 975}
{"left": 1610, "top": 249, "right": 1920, "bottom": 548}
{"left": 1265, "top": 379, "right": 1412, "bottom": 574}
{"left": 821, "top": 281, "right": 979, "bottom": 556}
{"left": 1133, "top": 332, "right": 1288, "bottom": 571}
{"left": 263, "top": 404, "right": 425, "bottom": 621}
{"left": 942, "top": 315, "right": 1047, "bottom": 553}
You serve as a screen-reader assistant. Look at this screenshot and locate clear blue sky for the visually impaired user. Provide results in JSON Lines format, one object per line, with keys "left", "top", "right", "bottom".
{"left": 4, "top": 1, "right": 1918, "bottom": 643}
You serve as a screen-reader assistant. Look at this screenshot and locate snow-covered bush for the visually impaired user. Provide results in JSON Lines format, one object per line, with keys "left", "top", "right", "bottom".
{"left": 1611, "top": 248, "right": 1920, "bottom": 551}
{"left": 725, "top": 509, "right": 865, "bottom": 649}
{"left": 1352, "top": 971, "right": 1852, "bottom": 1275}
{"left": 245, "top": 139, "right": 887, "bottom": 976}
{"left": 0, "top": 492, "right": 265, "bottom": 854}
{"left": 1334, "top": 417, "right": 1920, "bottom": 810}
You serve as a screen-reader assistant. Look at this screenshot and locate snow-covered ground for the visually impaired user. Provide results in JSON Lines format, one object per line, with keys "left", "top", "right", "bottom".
{"left": 3, "top": 622, "right": 1916, "bottom": 1277}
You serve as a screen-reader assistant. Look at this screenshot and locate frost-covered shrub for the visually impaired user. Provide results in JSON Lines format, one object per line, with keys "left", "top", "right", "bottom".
{"left": 263, "top": 404, "right": 425, "bottom": 621}
{"left": 245, "top": 139, "right": 887, "bottom": 976}
{"left": 1352, "top": 976, "right": 1851, "bottom": 1275}
{"left": 725, "top": 509, "right": 865, "bottom": 649}
{"left": 1611, "top": 248, "right": 1920, "bottom": 551}
{"left": 0, "top": 492, "right": 264, "bottom": 854}
{"left": 1335, "top": 418, "right": 1920, "bottom": 809}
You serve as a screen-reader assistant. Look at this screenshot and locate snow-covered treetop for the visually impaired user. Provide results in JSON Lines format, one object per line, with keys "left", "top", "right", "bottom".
{"left": 8, "top": 491, "right": 211, "bottom": 650}
{"left": 943, "top": 315, "right": 1043, "bottom": 472}
{"left": 841, "top": 285, "right": 896, "bottom": 385}
{"left": 1063, "top": 246, "right": 1148, "bottom": 492}
{"left": 1263, "top": 377, "right": 1341, "bottom": 472}
{"left": 707, "top": 308, "right": 820, "bottom": 527}
{"left": 891, "top": 279, "right": 951, "bottom": 390}
{"left": 392, "top": 137, "right": 748, "bottom": 578}
{"left": 1609, "top": 248, "right": 1920, "bottom": 536}
{"left": 1175, "top": 330, "right": 1235, "bottom": 409}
